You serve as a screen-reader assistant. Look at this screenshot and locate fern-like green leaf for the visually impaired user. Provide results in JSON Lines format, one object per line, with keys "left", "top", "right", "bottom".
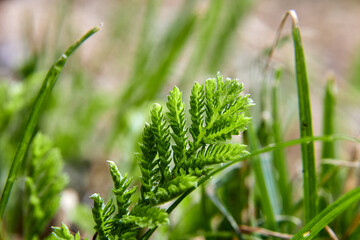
{"left": 203, "top": 73, "right": 253, "bottom": 142}
{"left": 137, "top": 73, "right": 252, "bottom": 205}
{"left": 137, "top": 123, "right": 159, "bottom": 198}
{"left": 123, "top": 205, "right": 169, "bottom": 229}
{"left": 24, "top": 133, "right": 68, "bottom": 240}
{"left": 83, "top": 73, "right": 252, "bottom": 239}
{"left": 194, "top": 143, "right": 247, "bottom": 169}
{"left": 52, "top": 223, "right": 86, "bottom": 240}
{"left": 189, "top": 82, "right": 206, "bottom": 148}
{"left": 90, "top": 194, "right": 115, "bottom": 240}
{"left": 166, "top": 86, "right": 188, "bottom": 170}
{"left": 107, "top": 161, "right": 137, "bottom": 217}
{"left": 150, "top": 104, "right": 172, "bottom": 183}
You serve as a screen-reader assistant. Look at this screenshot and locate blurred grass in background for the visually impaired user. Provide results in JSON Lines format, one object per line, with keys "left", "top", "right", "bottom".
{"left": 1, "top": 0, "right": 360, "bottom": 239}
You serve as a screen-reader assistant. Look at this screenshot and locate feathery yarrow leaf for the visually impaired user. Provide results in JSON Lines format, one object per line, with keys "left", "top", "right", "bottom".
{"left": 189, "top": 81, "right": 206, "bottom": 147}
{"left": 54, "top": 73, "right": 252, "bottom": 240}
{"left": 90, "top": 193, "right": 115, "bottom": 240}
{"left": 108, "top": 161, "right": 137, "bottom": 217}
{"left": 151, "top": 104, "right": 172, "bottom": 183}
{"left": 122, "top": 205, "right": 169, "bottom": 229}
{"left": 166, "top": 86, "right": 188, "bottom": 170}
{"left": 138, "top": 72, "right": 252, "bottom": 205}
{"left": 52, "top": 223, "right": 86, "bottom": 240}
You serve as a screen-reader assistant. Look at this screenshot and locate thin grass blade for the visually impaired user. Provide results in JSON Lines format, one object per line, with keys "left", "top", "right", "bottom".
{"left": 268, "top": 10, "right": 317, "bottom": 223}
{"left": 0, "top": 26, "right": 100, "bottom": 218}
{"left": 291, "top": 186, "right": 360, "bottom": 240}
{"left": 291, "top": 12, "right": 317, "bottom": 223}
{"left": 321, "top": 77, "right": 336, "bottom": 159}
{"left": 319, "top": 77, "right": 343, "bottom": 211}
{"left": 272, "top": 68, "right": 291, "bottom": 214}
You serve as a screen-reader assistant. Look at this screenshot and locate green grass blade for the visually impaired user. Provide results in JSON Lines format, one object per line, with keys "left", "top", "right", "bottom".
{"left": 0, "top": 26, "right": 100, "bottom": 218}
{"left": 291, "top": 12, "right": 317, "bottom": 223}
{"left": 321, "top": 77, "right": 336, "bottom": 159}
{"left": 140, "top": 134, "right": 360, "bottom": 239}
{"left": 320, "top": 77, "right": 341, "bottom": 200}
{"left": 291, "top": 186, "right": 360, "bottom": 240}
{"left": 272, "top": 68, "right": 291, "bottom": 214}
{"left": 269, "top": 10, "right": 317, "bottom": 223}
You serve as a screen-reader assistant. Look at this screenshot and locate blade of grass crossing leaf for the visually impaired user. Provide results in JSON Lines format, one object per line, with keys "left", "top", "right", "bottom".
{"left": 140, "top": 133, "right": 360, "bottom": 239}
{"left": 0, "top": 26, "right": 100, "bottom": 218}
{"left": 291, "top": 186, "right": 360, "bottom": 240}
{"left": 272, "top": 68, "right": 291, "bottom": 214}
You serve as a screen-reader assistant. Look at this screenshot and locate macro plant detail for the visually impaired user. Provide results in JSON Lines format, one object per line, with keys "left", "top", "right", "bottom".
{"left": 71, "top": 73, "right": 253, "bottom": 239}
{"left": 1, "top": 3, "right": 360, "bottom": 239}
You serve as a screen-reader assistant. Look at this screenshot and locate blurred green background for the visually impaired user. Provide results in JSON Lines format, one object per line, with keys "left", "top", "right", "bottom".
{"left": 1, "top": 0, "right": 360, "bottom": 239}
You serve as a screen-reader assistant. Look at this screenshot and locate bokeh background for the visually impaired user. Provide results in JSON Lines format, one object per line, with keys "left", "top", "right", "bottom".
{"left": 1, "top": 0, "right": 360, "bottom": 239}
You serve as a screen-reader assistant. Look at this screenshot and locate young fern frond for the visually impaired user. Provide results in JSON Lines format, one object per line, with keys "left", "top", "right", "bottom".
{"left": 193, "top": 143, "right": 247, "bottom": 169}
{"left": 87, "top": 161, "right": 168, "bottom": 239}
{"left": 108, "top": 161, "right": 137, "bottom": 217}
{"left": 166, "top": 86, "right": 188, "bottom": 170}
{"left": 137, "top": 123, "right": 158, "bottom": 199}
{"left": 53, "top": 73, "right": 252, "bottom": 239}
{"left": 90, "top": 194, "right": 115, "bottom": 240}
{"left": 139, "top": 72, "right": 252, "bottom": 205}
{"left": 52, "top": 223, "right": 86, "bottom": 240}
{"left": 151, "top": 104, "right": 172, "bottom": 183}
{"left": 189, "top": 82, "right": 206, "bottom": 150}
{"left": 122, "top": 205, "right": 168, "bottom": 229}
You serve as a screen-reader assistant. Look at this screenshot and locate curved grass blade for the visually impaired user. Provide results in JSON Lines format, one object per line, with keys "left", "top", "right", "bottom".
{"left": 140, "top": 134, "right": 360, "bottom": 239}
{"left": 267, "top": 9, "right": 317, "bottom": 223}
{"left": 290, "top": 10, "right": 317, "bottom": 223}
{"left": 0, "top": 25, "right": 100, "bottom": 218}
{"left": 291, "top": 186, "right": 360, "bottom": 240}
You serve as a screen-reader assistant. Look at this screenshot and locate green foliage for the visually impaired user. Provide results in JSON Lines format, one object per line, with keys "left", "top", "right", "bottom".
{"left": 138, "top": 73, "right": 252, "bottom": 205}
{"left": 53, "top": 73, "right": 252, "bottom": 239}
{"left": 24, "top": 133, "right": 68, "bottom": 240}
{"left": 52, "top": 223, "right": 86, "bottom": 240}
{"left": 89, "top": 161, "right": 168, "bottom": 240}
